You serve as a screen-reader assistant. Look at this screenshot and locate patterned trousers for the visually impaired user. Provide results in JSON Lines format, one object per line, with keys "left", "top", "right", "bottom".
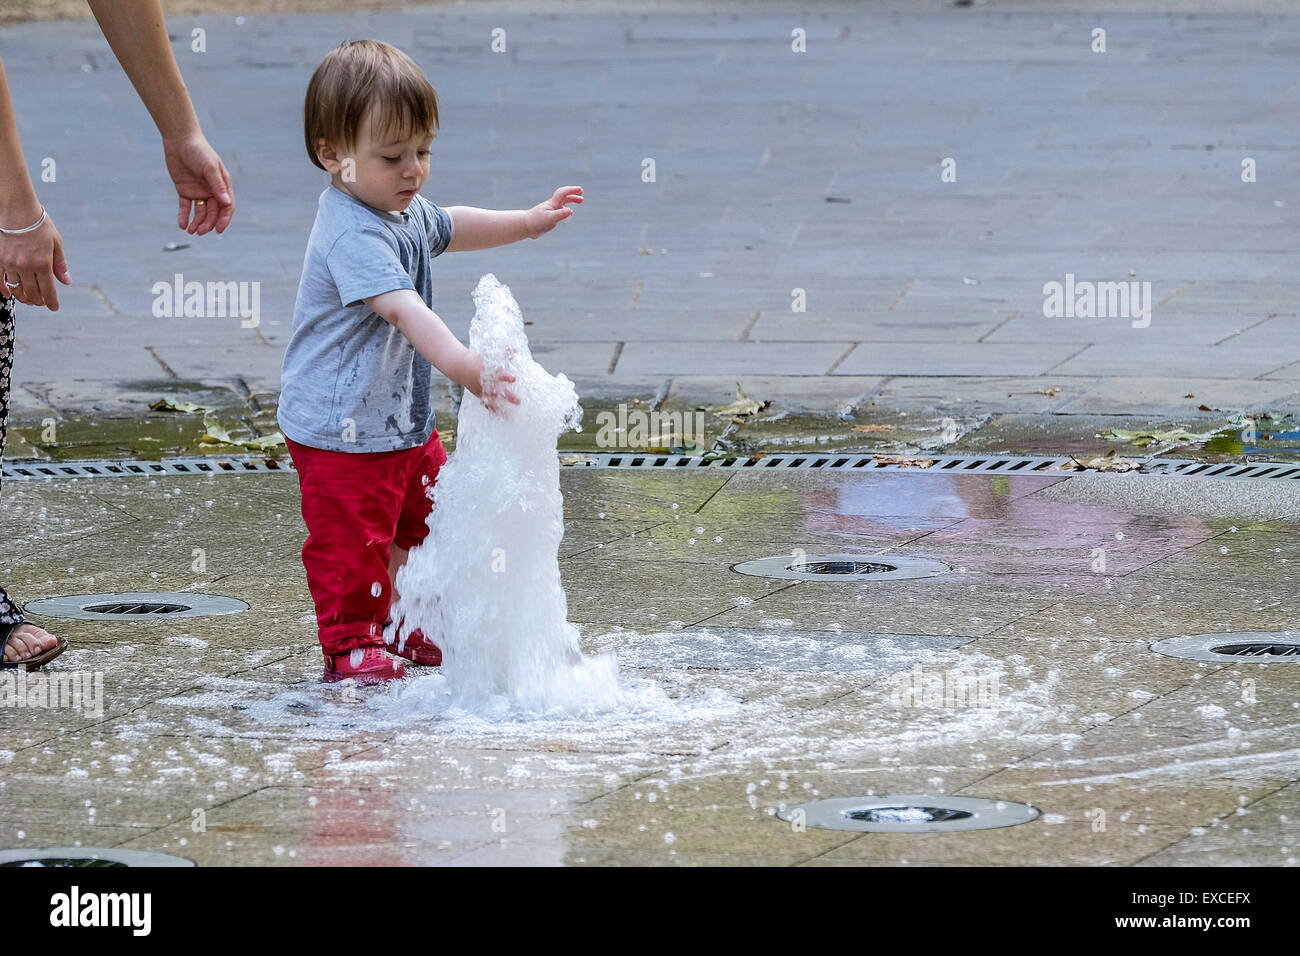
{"left": 0, "top": 293, "right": 27, "bottom": 635}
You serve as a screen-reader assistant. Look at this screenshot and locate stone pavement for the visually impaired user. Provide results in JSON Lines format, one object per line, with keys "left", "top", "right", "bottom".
{"left": 2, "top": 1, "right": 1298, "bottom": 439}
{"left": 2, "top": 1, "right": 1298, "bottom": 869}
{"left": 0, "top": 465, "right": 1297, "bottom": 865}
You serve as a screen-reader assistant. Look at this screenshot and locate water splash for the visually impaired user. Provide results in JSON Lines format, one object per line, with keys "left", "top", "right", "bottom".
{"left": 389, "top": 274, "right": 628, "bottom": 716}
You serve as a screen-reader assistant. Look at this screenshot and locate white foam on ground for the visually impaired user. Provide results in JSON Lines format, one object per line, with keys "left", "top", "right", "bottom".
{"left": 372, "top": 669, "right": 736, "bottom": 735}
{"left": 140, "top": 636, "right": 1065, "bottom": 760}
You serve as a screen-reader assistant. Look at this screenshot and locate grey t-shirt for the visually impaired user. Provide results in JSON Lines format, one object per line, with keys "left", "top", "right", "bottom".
{"left": 278, "top": 184, "right": 453, "bottom": 452}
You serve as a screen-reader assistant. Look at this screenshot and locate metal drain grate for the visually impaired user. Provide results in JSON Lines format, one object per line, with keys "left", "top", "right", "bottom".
{"left": 779, "top": 795, "right": 1039, "bottom": 833}
{"left": 8, "top": 451, "right": 1300, "bottom": 481}
{"left": 1213, "top": 642, "right": 1300, "bottom": 658}
{"left": 1143, "top": 460, "right": 1300, "bottom": 479}
{"left": 846, "top": 806, "right": 973, "bottom": 824}
{"left": 1151, "top": 632, "right": 1300, "bottom": 664}
{"left": 24, "top": 592, "right": 249, "bottom": 621}
{"left": 83, "top": 601, "right": 190, "bottom": 615}
{"left": 3, "top": 856, "right": 124, "bottom": 867}
{"left": 0, "top": 847, "right": 193, "bottom": 867}
{"left": 2, "top": 455, "right": 291, "bottom": 481}
{"left": 562, "top": 452, "right": 1300, "bottom": 478}
{"left": 789, "top": 559, "right": 895, "bottom": 575}
{"left": 734, "top": 553, "right": 950, "bottom": 582}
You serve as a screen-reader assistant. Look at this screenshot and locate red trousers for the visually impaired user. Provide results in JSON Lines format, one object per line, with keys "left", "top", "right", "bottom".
{"left": 286, "top": 430, "right": 448, "bottom": 655}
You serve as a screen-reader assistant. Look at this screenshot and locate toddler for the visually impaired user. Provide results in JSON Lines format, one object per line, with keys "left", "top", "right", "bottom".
{"left": 279, "top": 39, "right": 583, "bottom": 684}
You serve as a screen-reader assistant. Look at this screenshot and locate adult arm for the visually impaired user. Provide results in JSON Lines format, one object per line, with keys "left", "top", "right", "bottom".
{"left": 0, "top": 58, "right": 70, "bottom": 310}
{"left": 86, "top": 0, "right": 235, "bottom": 234}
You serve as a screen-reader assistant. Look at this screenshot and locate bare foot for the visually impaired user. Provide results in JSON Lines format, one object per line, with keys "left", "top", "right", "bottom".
{"left": 2, "top": 621, "right": 59, "bottom": 664}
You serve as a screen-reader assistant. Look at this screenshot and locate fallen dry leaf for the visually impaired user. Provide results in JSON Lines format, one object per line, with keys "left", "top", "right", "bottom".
{"left": 242, "top": 432, "right": 286, "bottom": 450}
{"left": 873, "top": 454, "right": 937, "bottom": 468}
{"left": 200, "top": 413, "right": 235, "bottom": 445}
{"left": 1060, "top": 451, "right": 1141, "bottom": 472}
{"left": 200, "top": 413, "right": 285, "bottom": 450}
{"left": 706, "top": 383, "right": 769, "bottom": 419}
{"left": 1099, "top": 426, "right": 1217, "bottom": 448}
{"left": 150, "top": 398, "right": 210, "bottom": 413}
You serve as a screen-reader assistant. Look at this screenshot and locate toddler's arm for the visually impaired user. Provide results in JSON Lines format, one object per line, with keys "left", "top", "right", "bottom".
{"left": 444, "top": 186, "right": 583, "bottom": 252}
{"left": 365, "top": 288, "right": 520, "bottom": 413}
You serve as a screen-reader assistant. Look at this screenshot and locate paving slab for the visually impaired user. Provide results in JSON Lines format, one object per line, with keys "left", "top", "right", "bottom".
{"left": 2, "top": 465, "right": 1296, "bottom": 865}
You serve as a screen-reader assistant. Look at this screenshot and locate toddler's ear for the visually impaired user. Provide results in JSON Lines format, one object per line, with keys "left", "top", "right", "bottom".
{"left": 316, "top": 139, "right": 341, "bottom": 173}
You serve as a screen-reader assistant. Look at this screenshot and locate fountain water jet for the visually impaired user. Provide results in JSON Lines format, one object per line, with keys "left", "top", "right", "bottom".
{"left": 390, "top": 273, "right": 622, "bottom": 716}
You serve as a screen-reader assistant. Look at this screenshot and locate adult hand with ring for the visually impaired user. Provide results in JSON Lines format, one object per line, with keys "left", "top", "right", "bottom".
{"left": 162, "top": 129, "right": 234, "bottom": 235}
{"left": 0, "top": 203, "right": 71, "bottom": 311}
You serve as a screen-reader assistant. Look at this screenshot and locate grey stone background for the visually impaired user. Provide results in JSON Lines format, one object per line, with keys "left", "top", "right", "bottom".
{"left": 3, "top": 0, "right": 1297, "bottom": 424}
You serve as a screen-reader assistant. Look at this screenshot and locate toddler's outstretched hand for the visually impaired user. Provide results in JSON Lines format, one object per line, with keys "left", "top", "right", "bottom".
{"left": 525, "top": 186, "right": 583, "bottom": 239}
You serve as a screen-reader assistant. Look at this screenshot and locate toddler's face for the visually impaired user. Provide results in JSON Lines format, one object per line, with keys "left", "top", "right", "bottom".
{"left": 323, "top": 110, "right": 435, "bottom": 214}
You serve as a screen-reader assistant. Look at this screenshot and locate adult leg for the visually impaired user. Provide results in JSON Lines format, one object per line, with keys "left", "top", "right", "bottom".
{"left": 0, "top": 292, "right": 60, "bottom": 666}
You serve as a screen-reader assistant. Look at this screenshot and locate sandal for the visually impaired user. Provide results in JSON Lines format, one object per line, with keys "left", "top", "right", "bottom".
{"left": 1, "top": 620, "right": 68, "bottom": 671}
{"left": 382, "top": 617, "right": 442, "bottom": 666}
{"left": 322, "top": 645, "right": 405, "bottom": 685}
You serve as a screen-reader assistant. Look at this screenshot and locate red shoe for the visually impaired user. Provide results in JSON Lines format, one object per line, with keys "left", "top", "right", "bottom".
{"left": 322, "top": 646, "right": 406, "bottom": 685}
{"left": 383, "top": 618, "right": 443, "bottom": 666}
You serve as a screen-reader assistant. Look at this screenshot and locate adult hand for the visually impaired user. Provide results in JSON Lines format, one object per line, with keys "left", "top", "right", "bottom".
{"left": 0, "top": 209, "right": 71, "bottom": 311}
{"left": 163, "top": 131, "right": 234, "bottom": 235}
